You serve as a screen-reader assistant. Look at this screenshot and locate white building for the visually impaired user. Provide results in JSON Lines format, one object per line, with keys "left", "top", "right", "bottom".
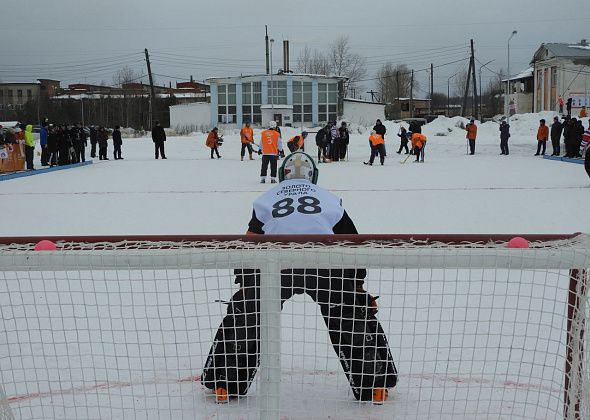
{"left": 530, "top": 40, "right": 590, "bottom": 113}
{"left": 342, "top": 98, "right": 385, "bottom": 126}
{"left": 502, "top": 68, "right": 534, "bottom": 115}
{"left": 206, "top": 73, "right": 346, "bottom": 129}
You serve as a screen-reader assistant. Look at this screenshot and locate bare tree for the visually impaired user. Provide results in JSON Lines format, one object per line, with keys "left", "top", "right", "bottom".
{"left": 327, "top": 36, "right": 367, "bottom": 94}
{"left": 376, "top": 63, "right": 415, "bottom": 103}
{"left": 296, "top": 46, "right": 313, "bottom": 73}
{"left": 453, "top": 69, "right": 469, "bottom": 98}
{"left": 113, "top": 66, "right": 142, "bottom": 127}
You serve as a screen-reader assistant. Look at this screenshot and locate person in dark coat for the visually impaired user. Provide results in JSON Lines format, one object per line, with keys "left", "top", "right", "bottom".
{"left": 89, "top": 126, "right": 98, "bottom": 158}
{"left": 315, "top": 124, "right": 330, "bottom": 163}
{"left": 550, "top": 116, "right": 563, "bottom": 156}
{"left": 112, "top": 126, "right": 123, "bottom": 160}
{"left": 47, "top": 125, "right": 59, "bottom": 167}
{"left": 373, "top": 119, "right": 386, "bottom": 139}
{"left": 57, "top": 125, "right": 71, "bottom": 165}
{"left": 73, "top": 123, "right": 87, "bottom": 163}
{"left": 338, "top": 122, "right": 350, "bottom": 160}
{"left": 566, "top": 97, "right": 573, "bottom": 117}
{"left": 499, "top": 121, "right": 510, "bottom": 155}
{"left": 329, "top": 121, "right": 340, "bottom": 161}
{"left": 396, "top": 127, "right": 410, "bottom": 154}
{"left": 40, "top": 123, "right": 49, "bottom": 166}
{"left": 98, "top": 126, "right": 109, "bottom": 160}
{"left": 151, "top": 121, "right": 167, "bottom": 159}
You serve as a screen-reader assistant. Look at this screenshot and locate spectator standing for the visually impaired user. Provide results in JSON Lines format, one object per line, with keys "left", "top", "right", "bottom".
{"left": 535, "top": 119, "right": 549, "bottom": 156}
{"left": 40, "top": 123, "right": 49, "bottom": 166}
{"left": 465, "top": 119, "right": 477, "bottom": 155}
{"left": 580, "top": 106, "right": 588, "bottom": 118}
{"left": 330, "top": 122, "right": 340, "bottom": 161}
{"left": 23, "top": 124, "right": 35, "bottom": 170}
{"left": 89, "top": 126, "right": 98, "bottom": 158}
{"left": 98, "top": 126, "right": 109, "bottom": 160}
{"left": 567, "top": 97, "right": 573, "bottom": 116}
{"left": 559, "top": 96, "right": 564, "bottom": 114}
{"left": 338, "top": 122, "right": 350, "bottom": 160}
{"left": 73, "top": 124, "right": 87, "bottom": 163}
{"left": 396, "top": 127, "right": 410, "bottom": 154}
{"left": 550, "top": 116, "right": 563, "bottom": 156}
{"left": 499, "top": 121, "right": 510, "bottom": 155}
{"left": 239, "top": 122, "right": 254, "bottom": 161}
{"left": 315, "top": 124, "right": 330, "bottom": 163}
{"left": 151, "top": 121, "right": 167, "bottom": 159}
{"left": 206, "top": 127, "right": 221, "bottom": 159}
{"left": 47, "top": 125, "right": 58, "bottom": 167}
{"left": 112, "top": 126, "right": 123, "bottom": 160}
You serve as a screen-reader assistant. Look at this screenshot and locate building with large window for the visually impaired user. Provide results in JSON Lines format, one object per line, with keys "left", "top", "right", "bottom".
{"left": 206, "top": 73, "right": 345, "bottom": 128}
{"left": 528, "top": 40, "right": 590, "bottom": 113}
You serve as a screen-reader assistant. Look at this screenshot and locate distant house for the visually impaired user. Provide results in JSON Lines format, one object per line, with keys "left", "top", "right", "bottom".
{"left": 529, "top": 40, "right": 590, "bottom": 113}
{"left": 502, "top": 68, "right": 534, "bottom": 115}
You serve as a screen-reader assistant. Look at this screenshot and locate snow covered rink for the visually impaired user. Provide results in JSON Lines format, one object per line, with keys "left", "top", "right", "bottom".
{"left": 1, "top": 113, "right": 589, "bottom": 236}
{"left": 1, "top": 113, "right": 590, "bottom": 419}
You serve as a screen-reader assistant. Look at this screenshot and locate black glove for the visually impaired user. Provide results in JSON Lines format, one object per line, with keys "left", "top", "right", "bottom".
{"left": 279, "top": 150, "right": 285, "bottom": 158}
{"left": 257, "top": 149, "right": 262, "bottom": 155}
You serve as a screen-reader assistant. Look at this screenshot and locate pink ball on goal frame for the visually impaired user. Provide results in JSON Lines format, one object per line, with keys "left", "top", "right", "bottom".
{"left": 34, "top": 240, "right": 57, "bottom": 251}
{"left": 507, "top": 236, "right": 529, "bottom": 249}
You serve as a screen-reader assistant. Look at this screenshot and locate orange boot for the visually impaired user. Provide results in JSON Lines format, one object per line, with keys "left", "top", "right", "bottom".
{"left": 215, "top": 387, "right": 229, "bottom": 403}
{"left": 373, "top": 388, "right": 388, "bottom": 404}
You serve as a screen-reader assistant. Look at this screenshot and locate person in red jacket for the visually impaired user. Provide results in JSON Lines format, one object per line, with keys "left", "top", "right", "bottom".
{"left": 364, "top": 131, "right": 386, "bottom": 166}
{"left": 206, "top": 127, "right": 221, "bottom": 159}
{"left": 465, "top": 119, "right": 477, "bottom": 155}
{"left": 535, "top": 119, "right": 549, "bottom": 156}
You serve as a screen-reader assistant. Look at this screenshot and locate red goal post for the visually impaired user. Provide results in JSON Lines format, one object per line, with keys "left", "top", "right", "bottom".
{"left": 0, "top": 233, "right": 588, "bottom": 420}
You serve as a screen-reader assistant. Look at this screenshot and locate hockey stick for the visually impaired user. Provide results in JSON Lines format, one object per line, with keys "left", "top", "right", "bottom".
{"left": 400, "top": 152, "right": 412, "bottom": 164}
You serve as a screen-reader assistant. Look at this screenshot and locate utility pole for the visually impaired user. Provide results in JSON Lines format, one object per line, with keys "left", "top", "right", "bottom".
{"left": 144, "top": 48, "right": 156, "bottom": 128}
{"left": 265, "top": 26, "right": 270, "bottom": 75}
{"left": 470, "top": 39, "right": 478, "bottom": 118}
{"left": 396, "top": 70, "right": 400, "bottom": 119}
{"left": 410, "top": 69, "right": 414, "bottom": 118}
{"left": 430, "top": 63, "right": 434, "bottom": 115}
{"left": 462, "top": 40, "right": 474, "bottom": 117}
{"left": 367, "top": 90, "right": 376, "bottom": 102}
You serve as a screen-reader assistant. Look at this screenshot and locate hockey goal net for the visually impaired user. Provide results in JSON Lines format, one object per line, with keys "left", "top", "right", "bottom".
{"left": 0, "top": 234, "right": 589, "bottom": 420}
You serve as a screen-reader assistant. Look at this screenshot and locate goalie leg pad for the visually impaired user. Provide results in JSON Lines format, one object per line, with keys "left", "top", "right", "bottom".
{"left": 308, "top": 276, "right": 398, "bottom": 401}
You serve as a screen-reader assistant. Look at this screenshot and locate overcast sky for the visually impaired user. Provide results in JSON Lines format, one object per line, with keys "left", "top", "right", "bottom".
{"left": 1, "top": 0, "right": 587, "bottom": 98}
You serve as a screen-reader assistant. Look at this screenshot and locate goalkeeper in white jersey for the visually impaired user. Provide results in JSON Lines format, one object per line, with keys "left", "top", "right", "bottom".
{"left": 201, "top": 151, "right": 398, "bottom": 404}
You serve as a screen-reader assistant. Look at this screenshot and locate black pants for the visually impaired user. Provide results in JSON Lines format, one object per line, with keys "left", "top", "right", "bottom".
{"left": 48, "top": 149, "right": 58, "bottom": 166}
{"left": 201, "top": 269, "right": 398, "bottom": 401}
{"left": 260, "top": 155, "right": 278, "bottom": 177}
{"left": 397, "top": 140, "right": 409, "bottom": 154}
{"left": 210, "top": 147, "right": 221, "bottom": 158}
{"left": 75, "top": 143, "right": 85, "bottom": 163}
{"left": 25, "top": 145, "right": 34, "bottom": 170}
{"left": 500, "top": 137, "right": 509, "bottom": 155}
{"left": 536, "top": 141, "right": 546, "bottom": 155}
{"left": 99, "top": 146, "right": 107, "bottom": 160}
{"left": 339, "top": 144, "right": 347, "bottom": 160}
{"left": 41, "top": 145, "right": 50, "bottom": 165}
{"left": 154, "top": 141, "right": 166, "bottom": 159}
{"left": 468, "top": 139, "right": 475, "bottom": 155}
{"left": 317, "top": 145, "right": 327, "bottom": 162}
{"left": 330, "top": 141, "right": 340, "bottom": 162}
{"left": 90, "top": 142, "right": 97, "bottom": 158}
{"left": 369, "top": 144, "right": 386, "bottom": 164}
{"left": 113, "top": 145, "right": 122, "bottom": 159}
{"left": 551, "top": 137, "right": 560, "bottom": 155}
{"left": 414, "top": 145, "right": 424, "bottom": 161}
{"left": 240, "top": 143, "right": 253, "bottom": 157}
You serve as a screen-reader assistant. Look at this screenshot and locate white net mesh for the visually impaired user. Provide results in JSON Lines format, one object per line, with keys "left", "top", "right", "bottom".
{"left": 0, "top": 236, "right": 589, "bottom": 419}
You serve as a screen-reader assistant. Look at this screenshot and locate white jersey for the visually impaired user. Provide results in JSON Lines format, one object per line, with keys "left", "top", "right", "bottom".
{"left": 251, "top": 179, "right": 345, "bottom": 234}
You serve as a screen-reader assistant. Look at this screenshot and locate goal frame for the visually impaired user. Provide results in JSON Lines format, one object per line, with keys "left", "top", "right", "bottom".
{"left": 0, "top": 233, "right": 587, "bottom": 420}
